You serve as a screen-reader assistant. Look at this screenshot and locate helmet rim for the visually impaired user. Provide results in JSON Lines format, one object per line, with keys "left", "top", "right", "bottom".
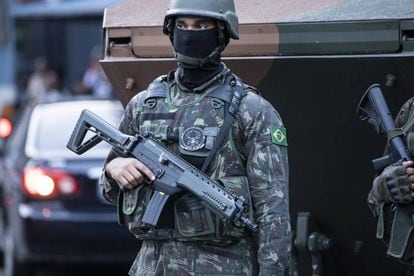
{"left": 163, "top": 7, "right": 239, "bottom": 40}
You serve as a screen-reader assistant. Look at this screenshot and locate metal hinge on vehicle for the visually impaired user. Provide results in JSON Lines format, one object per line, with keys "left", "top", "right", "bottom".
{"left": 106, "top": 28, "right": 132, "bottom": 57}
{"left": 401, "top": 20, "right": 414, "bottom": 52}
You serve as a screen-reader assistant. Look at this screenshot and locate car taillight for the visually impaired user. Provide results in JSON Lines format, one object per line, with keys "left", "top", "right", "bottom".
{"left": 22, "top": 167, "right": 80, "bottom": 199}
{"left": 0, "top": 117, "right": 12, "bottom": 138}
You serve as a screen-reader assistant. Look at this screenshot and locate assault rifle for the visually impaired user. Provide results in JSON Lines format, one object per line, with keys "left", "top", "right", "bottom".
{"left": 357, "top": 83, "right": 411, "bottom": 172}
{"left": 67, "top": 109, "right": 257, "bottom": 232}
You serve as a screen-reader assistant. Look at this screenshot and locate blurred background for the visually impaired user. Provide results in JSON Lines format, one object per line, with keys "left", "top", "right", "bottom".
{"left": 1, "top": 0, "right": 119, "bottom": 115}
{"left": 0, "top": 0, "right": 139, "bottom": 275}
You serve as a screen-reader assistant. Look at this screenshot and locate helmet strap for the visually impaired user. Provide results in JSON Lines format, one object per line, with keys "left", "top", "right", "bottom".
{"left": 167, "top": 18, "right": 175, "bottom": 42}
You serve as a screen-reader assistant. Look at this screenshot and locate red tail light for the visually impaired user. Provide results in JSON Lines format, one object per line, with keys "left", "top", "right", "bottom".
{"left": 22, "top": 167, "right": 80, "bottom": 199}
{"left": 0, "top": 117, "right": 13, "bottom": 138}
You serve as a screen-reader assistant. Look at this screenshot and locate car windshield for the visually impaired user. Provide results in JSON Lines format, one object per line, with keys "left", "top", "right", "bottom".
{"left": 25, "top": 100, "right": 123, "bottom": 159}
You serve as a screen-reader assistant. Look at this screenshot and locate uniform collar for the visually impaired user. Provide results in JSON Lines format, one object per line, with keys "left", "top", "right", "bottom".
{"left": 174, "top": 63, "right": 231, "bottom": 93}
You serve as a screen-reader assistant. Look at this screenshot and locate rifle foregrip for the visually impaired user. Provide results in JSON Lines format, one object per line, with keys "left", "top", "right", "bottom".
{"left": 201, "top": 191, "right": 227, "bottom": 211}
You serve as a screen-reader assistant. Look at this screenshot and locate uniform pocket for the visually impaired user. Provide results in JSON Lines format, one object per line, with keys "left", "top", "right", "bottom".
{"left": 178, "top": 126, "right": 220, "bottom": 155}
{"left": 189, "top": 244, "right": 244, "bottom": 275}
{"left": 174, "top": 194, "right": 215, "bottom": 237}
{"left": 178, "top": 126, "right": 219, "bottom": 170}
{"left": 129, "top": 242, "right": 160, "bottom": 274}
{"left": 139, "top": 124, "right": 171, "bottom": 141}
{"left": 122, "top": 186, "right": 143, "bottom": 215}
{"left": 127, "top": 185, "right": 154, "bottom": 235}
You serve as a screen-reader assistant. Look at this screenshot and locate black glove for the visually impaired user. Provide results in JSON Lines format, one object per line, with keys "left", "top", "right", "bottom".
{"left": 372, "top": 163, "right": 413, "bottom": 204}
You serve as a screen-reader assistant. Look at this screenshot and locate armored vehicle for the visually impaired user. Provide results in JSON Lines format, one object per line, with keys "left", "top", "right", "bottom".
{"left": 100, "top": 0, "right": 414, "bottom": 275}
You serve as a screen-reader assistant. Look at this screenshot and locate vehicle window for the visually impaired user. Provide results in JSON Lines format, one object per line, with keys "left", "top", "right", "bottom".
{"left": 25, "top": 101, "right": 123, "bottom": 159}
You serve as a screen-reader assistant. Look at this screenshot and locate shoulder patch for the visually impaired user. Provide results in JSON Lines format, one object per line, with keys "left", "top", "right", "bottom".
{"left": 271, "top": 127, "right": 288, "bottom": 146}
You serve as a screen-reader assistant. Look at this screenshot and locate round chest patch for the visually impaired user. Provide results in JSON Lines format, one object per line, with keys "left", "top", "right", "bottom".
{"left": 180, "top": 127, "right": 205, "bottom": 151}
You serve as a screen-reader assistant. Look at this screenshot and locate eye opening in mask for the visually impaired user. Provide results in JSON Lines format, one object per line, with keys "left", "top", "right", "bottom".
{"left": 174, "top": 16, "right": 217, "bottom": 31}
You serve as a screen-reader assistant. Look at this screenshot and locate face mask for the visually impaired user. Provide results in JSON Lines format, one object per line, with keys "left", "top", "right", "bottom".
{"left": 173, "top": 27, "right": 219, "bottom": 59}
{"left": 172, "top": 26, "right": 223, "bottom": 90}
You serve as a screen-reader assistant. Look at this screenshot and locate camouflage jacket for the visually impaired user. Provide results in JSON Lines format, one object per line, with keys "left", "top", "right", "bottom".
{"left": 100, "top": 65, "right": 291, "bottom": 273}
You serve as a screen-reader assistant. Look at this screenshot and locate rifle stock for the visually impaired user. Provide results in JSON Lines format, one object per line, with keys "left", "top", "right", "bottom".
{"left": 67, "top": 109, "right": 134, "bottom": 154}
{"left": 67, "top": 109, "right": 258, "bottom": 232}
{"left": 357, "top": 84, "right": 411, "bottom": 171}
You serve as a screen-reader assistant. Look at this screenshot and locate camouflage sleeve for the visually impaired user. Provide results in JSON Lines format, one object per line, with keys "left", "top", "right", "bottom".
{"left": 98, "top": 91, "right": 147, "bottom": 204}
{"left": 396, "top": 97, "right": 414, "bottom": 128}
{"left": 367, "top": 97, "right": 414, "bottom": 212}
{"left": 239, "top": 92, "right": 291, "bottom": 274}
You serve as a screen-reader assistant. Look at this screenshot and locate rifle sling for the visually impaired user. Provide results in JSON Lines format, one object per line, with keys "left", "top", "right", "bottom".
{"left": 386, "top": 128, "right": 405, "bottom": 143}
{"left": 117, "top": 191, "right": 125, "bottom": 225}
{"left": 201, "top": 76, "right": 245, "bottom": 173}
{"left": 387, "top": 204, "right": 414, "bottom": 258}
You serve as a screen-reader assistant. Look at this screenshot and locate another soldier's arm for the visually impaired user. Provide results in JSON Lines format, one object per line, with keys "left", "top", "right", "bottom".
{"left": 368, "top": 97, "right": 414, "bottom": 212}
{"left": 241, "top": 94, "right": 290, "bottom": 275}
{"left": 368, "top": 161, "right": 414, "bottom": 207}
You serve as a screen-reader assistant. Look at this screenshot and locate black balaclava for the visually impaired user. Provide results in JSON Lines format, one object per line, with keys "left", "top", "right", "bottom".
{"left": 173, "top": 26, "right": 224, "bottom": 90}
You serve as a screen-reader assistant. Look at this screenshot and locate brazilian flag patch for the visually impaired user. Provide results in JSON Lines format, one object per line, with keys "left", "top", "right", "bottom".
{"left": 271, "top": 127, "right": 288, "bottom": 146}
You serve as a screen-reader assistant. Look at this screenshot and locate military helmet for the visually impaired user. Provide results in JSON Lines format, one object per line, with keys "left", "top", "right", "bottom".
{"left": 163, "top": 0, "right": 239, "bottom": 40}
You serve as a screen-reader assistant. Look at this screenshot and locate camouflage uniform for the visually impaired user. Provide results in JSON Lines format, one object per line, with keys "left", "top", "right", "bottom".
{"left": 99, "top": 65, "right": 291, "bottom": 275}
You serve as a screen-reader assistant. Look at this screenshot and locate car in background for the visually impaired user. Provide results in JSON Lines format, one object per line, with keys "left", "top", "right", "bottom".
{"left": 0, "top": 98, "right": 138, "bottom": 275}
{"left": 0, "top": 101, "right": 17, "bottom": 150}
{"left": 0, "top": 117, "right": 13, "bottom": 140}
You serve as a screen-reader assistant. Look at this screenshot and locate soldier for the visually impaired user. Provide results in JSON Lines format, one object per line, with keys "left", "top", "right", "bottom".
{"left": 99, "top": 0, "right": 291, "bottom": 275}
{"left": 368, "top": 97, "right": 414, "bottom": 275}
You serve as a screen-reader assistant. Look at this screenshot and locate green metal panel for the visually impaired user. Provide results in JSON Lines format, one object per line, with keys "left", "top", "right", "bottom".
{"left": 278, "top": 21, "right": 401, "bottom": 55}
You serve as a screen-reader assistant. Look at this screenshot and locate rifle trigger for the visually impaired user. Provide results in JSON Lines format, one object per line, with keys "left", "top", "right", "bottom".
{"left": 155, "top": 168, "right": 165, "bottom": 178}
{"left": 143, "top": 168, "right": 164, "bottom": 185}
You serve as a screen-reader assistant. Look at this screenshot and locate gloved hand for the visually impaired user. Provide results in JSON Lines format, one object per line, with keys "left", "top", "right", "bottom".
{"left": 372, "top": 161, "right": 414, "bottom": 204}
